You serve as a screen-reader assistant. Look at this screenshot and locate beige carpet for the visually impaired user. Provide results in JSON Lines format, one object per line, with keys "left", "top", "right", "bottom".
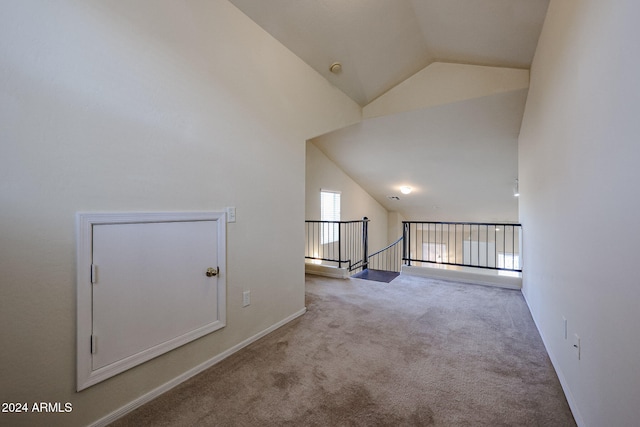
{"left": 111, "top": 274, "right": 576, "bottom": 426}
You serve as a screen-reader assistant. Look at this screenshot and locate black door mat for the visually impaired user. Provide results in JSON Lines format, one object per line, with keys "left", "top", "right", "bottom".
{"left": 351, "top": 269, "right": 400, "bottom": 283}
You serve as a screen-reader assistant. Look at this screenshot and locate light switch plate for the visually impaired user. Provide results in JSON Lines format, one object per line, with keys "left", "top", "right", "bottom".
{"left": 242, "top": 290, "right": 250, "bottom": 307}
{"left": 226, "top": 207, "right": 236, "bottom": 223}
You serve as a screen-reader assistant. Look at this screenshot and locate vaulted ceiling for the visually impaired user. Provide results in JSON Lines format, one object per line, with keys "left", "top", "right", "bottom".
{"left": 229, "top": 0, "right": 550, "bottom": 221}
{"left": 229, "top": 0, "right": 549, "bottom": 106}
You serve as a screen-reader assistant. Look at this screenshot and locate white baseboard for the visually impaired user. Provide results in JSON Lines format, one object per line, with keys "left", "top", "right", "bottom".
{"left": 89, "top": 307, "right": 307, "bottom": 427}
{"left": 521, "top": 292, "right": 585, "bottom": 427}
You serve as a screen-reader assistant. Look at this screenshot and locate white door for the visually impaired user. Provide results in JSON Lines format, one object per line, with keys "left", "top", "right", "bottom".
{"left": 91, "top": 220, "right": 220, "bottom": 370}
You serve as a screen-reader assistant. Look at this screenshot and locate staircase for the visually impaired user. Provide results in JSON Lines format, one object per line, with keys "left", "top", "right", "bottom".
{"left": 305, "top": 219, "right": 523, "bottom": 284}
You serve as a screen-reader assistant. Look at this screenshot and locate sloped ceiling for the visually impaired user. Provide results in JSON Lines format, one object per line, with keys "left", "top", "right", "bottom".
{"left": 228, "top": 0, "right": 549, "bottom": 105}
{"left": 229, "top": 0, "right": 549, "bottom": 222}
{"left": 313, "top": 89, "right": 527, "bottom": 222}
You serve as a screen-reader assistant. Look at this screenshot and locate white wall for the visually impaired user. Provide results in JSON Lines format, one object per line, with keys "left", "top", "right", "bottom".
{"left": 519, "top": 1, "right": 640, "bottom": 426}
{"left": 0, "top": 1, "right": 360, "bottom": 426}
{"left": 387, "top": 211, "right": 406, "bottom": 245}
{"left": 306, "top": 142, "right": 388, "bottom": 253}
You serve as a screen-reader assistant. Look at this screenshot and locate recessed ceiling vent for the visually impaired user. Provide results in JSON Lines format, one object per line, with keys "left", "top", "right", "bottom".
{"left": 387, "top": 196, "right": 400, "bottom": 200}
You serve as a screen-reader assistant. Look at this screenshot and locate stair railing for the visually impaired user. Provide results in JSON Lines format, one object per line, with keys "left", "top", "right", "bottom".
{"left": 366, "top": 236, "right": 404, "bottom": 272}
{"left": 402, "top": 221, "right": 522, "bottom": 272}
{"left": 305, "top": 217, "right": 369, "bottom": 272}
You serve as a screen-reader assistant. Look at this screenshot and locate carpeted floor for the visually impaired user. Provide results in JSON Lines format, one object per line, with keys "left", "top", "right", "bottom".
{"left": 110, "top": 274, "right": 576, "bottom": 426}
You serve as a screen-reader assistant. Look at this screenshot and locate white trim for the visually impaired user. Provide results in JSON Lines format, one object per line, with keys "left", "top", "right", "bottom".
{"left": 88, "top": 307, "right": 307, "bottom": 427}
{"left": 319, "top": 188, "right": 341, "bottom": 194}
{"left": 76, "top": 211, "right": 226, "bottom": 391}
{"left": 521, "top": 292, "right": 585, "bottom": 427}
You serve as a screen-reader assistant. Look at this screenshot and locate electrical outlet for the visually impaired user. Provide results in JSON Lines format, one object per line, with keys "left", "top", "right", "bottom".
{"left": 562, "top": 316, "right": 567, "bottom": 340}
{"left": 242, "top": 290, "right": 250, "bottom": 307}
{"left": 573, "top": 333, "right": 581, "bottom": 360}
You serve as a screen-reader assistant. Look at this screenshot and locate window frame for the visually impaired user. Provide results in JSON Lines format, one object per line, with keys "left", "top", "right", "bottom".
{"left": 320, "top": 190, "right": 341, "bottom": 244}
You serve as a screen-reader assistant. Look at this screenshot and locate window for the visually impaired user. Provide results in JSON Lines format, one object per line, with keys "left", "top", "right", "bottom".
{"left": 320, "top": 190, "right": 340, "bottom": 244}
{"left": 498, "top": 253, "right": 520, "bottom": 270}
{"left": 321, "top": 190, "right": 340, "bottom": 221}
{"left": 422, "top": 243, "right": 448, "bottom": 264}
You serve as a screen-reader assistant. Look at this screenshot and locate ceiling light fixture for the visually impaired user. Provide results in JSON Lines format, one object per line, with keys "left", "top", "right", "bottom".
{"left": 329, "top": 62, "right": 342, "bottom": 74}
{"left": 400, "top": 186, "right": 412, "bottom": 195}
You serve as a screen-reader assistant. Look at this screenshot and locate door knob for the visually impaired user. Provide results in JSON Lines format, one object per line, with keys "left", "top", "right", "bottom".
{"left": 206, "top": 267, "right": 219, "bottom": 277}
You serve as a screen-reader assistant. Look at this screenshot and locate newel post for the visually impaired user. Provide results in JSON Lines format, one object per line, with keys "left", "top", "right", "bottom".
{"left": 362, "top": 217, "right": 369, "bottom": 271}
{"left": 403, "top": 222, "right": 411, "bottom": 266}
